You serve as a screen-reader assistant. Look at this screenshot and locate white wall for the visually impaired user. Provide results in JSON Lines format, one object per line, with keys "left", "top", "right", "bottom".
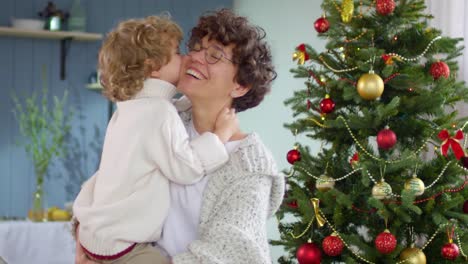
{"left": 233, "top": 0, "right": 324, "bottom": 261}
{"left": 425, "top": 0, "right": 468, "bottom": 116}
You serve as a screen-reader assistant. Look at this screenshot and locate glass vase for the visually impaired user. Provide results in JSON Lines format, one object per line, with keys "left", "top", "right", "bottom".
{"left": 29, "top": 178, "right": 47, "bottom": 222}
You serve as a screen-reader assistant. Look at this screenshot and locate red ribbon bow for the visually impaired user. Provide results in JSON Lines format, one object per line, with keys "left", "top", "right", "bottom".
{"left": 438, "top": 129, "right": 465, "bottom": 160}
{"left": 350, "top": 152, "right": 359, "bottom": 166}
{"left": 292, "top": 44, "right": 310, "bottom": 65}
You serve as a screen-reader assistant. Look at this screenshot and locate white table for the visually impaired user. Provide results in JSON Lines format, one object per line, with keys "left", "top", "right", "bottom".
{"left": 0, "top": 221, "right": 75, "bottom": 264}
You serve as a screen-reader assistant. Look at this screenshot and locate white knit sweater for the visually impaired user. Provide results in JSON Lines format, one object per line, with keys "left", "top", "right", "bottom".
{"left": 171, "top": 112, "right": 285, "bottom": 264}
{"left": 73, "top": 79, "right": 229, "bottom": 256}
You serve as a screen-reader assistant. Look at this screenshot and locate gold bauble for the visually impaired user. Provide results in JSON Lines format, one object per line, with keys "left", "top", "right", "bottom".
{"left": 316, "top": 174, "right": 335, "bottom": 192}
{"left": 341, "top": 0, "right": 354, "bottom": 23}
{"left": 372, "top": 180, "right": 392, "bottom": 200}
{"left": 399, "top": 247, "right": 426, "bottom": 264}
{"left": 404, "top": 174, "right": 425, "bottom": 196}
{"left": 357, "top": 72, "right": 384, "bottom": 100}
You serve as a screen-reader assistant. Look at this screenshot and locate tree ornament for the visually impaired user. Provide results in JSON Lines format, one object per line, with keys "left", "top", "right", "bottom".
{"left": 356, "top": 71, "right": 384, "bottom": 100}
{"left": 283, "top": 191, "right": 298, "bottom": 209}
{"left": 293, "top": 44, "right": 309, "bottom": 65}
{"left": 372, "top": 180, "right": 392, "bottom": 200}
{"left": 438, "top": 129, "right": 464, "bottom": 160}
{"left": 319, "top": 94, "right": 335, "bottom": 114}
{"left": 441, "top": 242, "right": 459, "bottom": 260}
{"left": 316, "top": 174, "right": 335, "bottom": 192}
{"left": 442, "top": 226, "right": 460, "bottom": 260}
{"left": 376, "top": 0, "right": 396, "bottom": 16}
{"left": 399, "top": 247, "right": 427, "bottom": 264}
{"left": 322, "top": 233, "right": 344, "bottom": 256}
{"left": 287, "top": 148, "right": 301, "bottom": 165}
{"left": 461, "top": 155, "right": 468, "bottom": 169}
{"left": 377, "top": 126, "right": 397, "bottom": 150}
{"left": 314, "top": 16, "right": 330, "bottom": 33}
{"left": 430, "top": 61, "right": 450, "bottom": 80}
{"left": 381, "top": 54, "right": 394, "bottom": 65}
{"left": 375, "top": 229, "right": 397, "bottom": 254}
{"left": 404, "top": 174, "right": 425, "bottom": 196}
{"left": 286, "top": 200, "right": 298, "bottom": 209}
{"left": 463, "top": 200, "right": 468, "bottom": 214}
{"left": 296, "top": 242, "right": 322, "bottom": 264}
{"left": 350, "top": 152, "right": 359, "bottom": 167}
{"left": 341, "top": 0, "right": 354, "bottom": 23}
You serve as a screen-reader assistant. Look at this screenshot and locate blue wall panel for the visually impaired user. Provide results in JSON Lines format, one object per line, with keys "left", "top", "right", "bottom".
{"left": 0, "top": 0, "right": 232, "bottom": 218}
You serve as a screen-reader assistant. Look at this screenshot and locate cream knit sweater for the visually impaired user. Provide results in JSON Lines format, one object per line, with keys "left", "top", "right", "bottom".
{"left": 171, "top": 112, "right": 285, "bottom": 264}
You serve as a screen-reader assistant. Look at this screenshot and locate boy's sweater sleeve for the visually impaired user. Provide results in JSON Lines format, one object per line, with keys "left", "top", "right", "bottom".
{"left": 172, "top": 175, "right": 276, "bottom": 264}
{"left": 153, "top": 113, "right": 229, "bottom": 185}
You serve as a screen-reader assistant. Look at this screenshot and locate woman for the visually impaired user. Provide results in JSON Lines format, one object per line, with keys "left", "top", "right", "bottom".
{"left": 76, "top": 9, "right": 283, "bottom": 264}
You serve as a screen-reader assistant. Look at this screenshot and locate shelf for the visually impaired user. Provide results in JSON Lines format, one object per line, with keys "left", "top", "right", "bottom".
{"left": 0, "top": 26, "right": 103, "bottom": 80}
{"left": 86, "top": 83, "right": 103, "bottom": 90}
{"left": 0, "top": 26, "right": 102, "bottom": 41}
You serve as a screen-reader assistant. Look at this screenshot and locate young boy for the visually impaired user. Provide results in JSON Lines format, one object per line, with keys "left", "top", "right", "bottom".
{"left": 73, "top": 15, "right": 237, "bottom": 263}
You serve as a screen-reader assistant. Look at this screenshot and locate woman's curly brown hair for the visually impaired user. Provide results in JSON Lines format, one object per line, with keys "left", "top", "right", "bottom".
{"left": 188, "top": 9, "right": 277, "bottom": 112}
{"left": 99, "top": 15, "right": 183, "bottom": 102}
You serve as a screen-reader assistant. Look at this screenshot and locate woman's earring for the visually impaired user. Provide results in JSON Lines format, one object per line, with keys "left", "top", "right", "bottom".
{"left": 230, "top": 91, "right": 236, "bottom": 97}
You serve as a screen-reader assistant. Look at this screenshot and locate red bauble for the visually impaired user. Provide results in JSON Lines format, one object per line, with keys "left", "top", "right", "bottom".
{"left": 320, "top": 96, "right": 335, "bottom": 114}
{"left": 461, "top": 156, "right": 468, "bottom": 170}
{"left": 464, "top": 200, "right": 468, "bottom": 214}
{"left": 287, "top": 149, "right": 301, "bottom": 164}
{"left": 376, "top": 0, "right": 396, "bottom": 16}
{"left": 430, "top": 61, "right": 450, "bottom": 80}
{"left": 322, "top": 235, "right": 344, "bottom": 256}
{"left": 377, "top": 126, "right": 397, "bottom": 150}
{"left": 314, "top": 17, "right": 330, "bottom": 33}
{"left": 375, "top": 230, "right": 397, "bottom": 254}
{"left": 296, "top": 242, "right": 322, "bottom": 264}
{"left": 287, "top": 200, "right": 298, "bottom": 209}
{"left": 441, "top": 242, "right": 459, "bottom": 260}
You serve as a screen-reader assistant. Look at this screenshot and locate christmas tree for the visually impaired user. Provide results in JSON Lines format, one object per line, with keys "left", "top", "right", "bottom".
{"left": 272, "top": 0, "right": 468, "bottom": 263}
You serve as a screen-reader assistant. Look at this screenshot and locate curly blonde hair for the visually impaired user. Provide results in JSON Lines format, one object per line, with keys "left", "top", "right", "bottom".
{"left": 99, "top": 15, "right": 183, "bottom": 101}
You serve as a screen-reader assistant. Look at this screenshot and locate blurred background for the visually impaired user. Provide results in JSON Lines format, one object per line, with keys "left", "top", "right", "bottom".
{"left": 0, "top": 0, "right": 466, "bottom": 262}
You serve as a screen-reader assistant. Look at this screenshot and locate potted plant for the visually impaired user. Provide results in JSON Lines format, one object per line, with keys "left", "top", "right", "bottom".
{"left": 12, "top": 70, "right": 72, "bottom": 221}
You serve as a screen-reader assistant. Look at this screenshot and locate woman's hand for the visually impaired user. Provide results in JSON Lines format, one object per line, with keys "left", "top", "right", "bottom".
{"left": 74, "top": 225, "right": 99, "bottom": 264}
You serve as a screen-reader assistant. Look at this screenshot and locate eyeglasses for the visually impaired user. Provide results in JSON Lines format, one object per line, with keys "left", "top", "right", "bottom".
{"left": 187, "top": 42, "right": 234, "bottom": 64}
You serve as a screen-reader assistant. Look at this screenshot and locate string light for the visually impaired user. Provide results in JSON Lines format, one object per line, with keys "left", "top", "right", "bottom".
{"left": 364, "top": 162, "right": 452, "bottom": 198}
{"left": 383, "top": 73, "right": 401, "bottom": 83}
{"left": 336, "top": 116, "right": 432, "bottom": 164}
{"left": 386, "top": 36, "right": 442, "bottom": 62}
{"left": 344, "top": 30, "right": 368, "bottom": 43}
{"left": 424, "top": 161, "right": 452, "bottom": 189}
{"left": 455, "top": 229, "right": 468, "bottom": 259}
{"left": 314, "top": 210, "right": 457, "bottom": 264}
{"left": 349, "top": 177, "right": 466, "bottom": 212}
{"left": 289, "top": 217, "right": 314, "bottom": 239}
{"left": 295, "top": 165, "right": 362, "bottom": 182}
{"left": 318, "top": 36, "right": 442, "bottom": 73}
{"left": 308, "top": 117, "right": 328, "bottom": 128}
{"left": 308, "top": 71, "right": 326, "bottom": 87}
{"left": 319, "top": 55, "right": 372, "bottom": 73}
{"left": 319, "top": 210, "right": 376, "bottom": 264}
